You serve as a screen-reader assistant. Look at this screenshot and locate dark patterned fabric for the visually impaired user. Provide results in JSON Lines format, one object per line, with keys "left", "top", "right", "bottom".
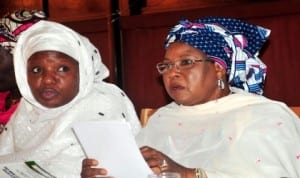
{"left": 0, "top": 9, "right": 46, "bottom": 53}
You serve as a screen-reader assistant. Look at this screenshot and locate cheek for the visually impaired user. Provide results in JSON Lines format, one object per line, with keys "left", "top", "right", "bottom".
{"left": 74, "top": 72, "right": 80, "bottom": 89}
{"left": 162, "top": 75, "right": 171, "bottom": 90}
{"left": 68, "top": 74, "right": 80, "bottom": 94}
{"left": 162, "top": 75, "right": 167, "bottom": 85}
{"left": 73, "top": 77, "right": 80, "bottom": 94}
{"left": 27, "top": 75, "right": 40, "bottom": 89}
{"left": 73, "top": 67, "right": 80, "bottom": 90}
{"left": 27, "top": 81, "right": 41, "bottom": 100}
{"left": 186, "top": 70, "right": 205, "bottom": 89}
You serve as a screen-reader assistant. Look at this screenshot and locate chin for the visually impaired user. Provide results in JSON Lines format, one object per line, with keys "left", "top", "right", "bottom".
{"left": 174, "top": 99, "right": 189, "bottom": 106}
{"left": 39, "top": 101, "right": 64, "bottom": 108}
{"left": 174, "top": 99, "right": 200, "bottom": 106}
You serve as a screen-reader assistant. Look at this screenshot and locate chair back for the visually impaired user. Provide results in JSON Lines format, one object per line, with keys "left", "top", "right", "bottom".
{"left": 289, "top": 106, "right": 300, "bottom": 117}
{"left": 140, "top": 106, "right": 300, "bottom": 127}
{"left": 140, "top": 108, "right": 157, "bottom": 127}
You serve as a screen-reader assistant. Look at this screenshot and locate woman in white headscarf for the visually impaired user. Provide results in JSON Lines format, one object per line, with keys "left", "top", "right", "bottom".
{"left": 0, "top": 9, "right": 46, "bottom": 133}
{"left": 0, "top": 20, "right": 141, "bottom": 177}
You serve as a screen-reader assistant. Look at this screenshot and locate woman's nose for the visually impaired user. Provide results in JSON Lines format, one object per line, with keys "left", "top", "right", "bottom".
{"left": 42, "top": 72, "right": 56, "bottom": 84}
{"left": 165, "top": 68, "right": 181, "bottom": 80}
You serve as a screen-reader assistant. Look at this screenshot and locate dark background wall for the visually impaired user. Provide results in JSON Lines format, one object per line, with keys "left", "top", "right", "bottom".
{"left": 120, "top": 1, "right": 300, "bottom": 114}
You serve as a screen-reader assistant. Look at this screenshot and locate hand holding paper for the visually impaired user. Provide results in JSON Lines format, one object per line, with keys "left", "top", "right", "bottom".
{"left": 73, "top": 121, "right": 153, "bottom": 178}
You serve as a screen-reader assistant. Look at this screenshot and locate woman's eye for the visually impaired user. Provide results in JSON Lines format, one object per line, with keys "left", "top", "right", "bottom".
{"left": 166, "top": 63, "right": 173, "bottom": 69}
{"left": 32, "top": 67, "right": 41, "bottom": 73}
{"left": 159, "top": 65, "right": 167, "bottom": 70}
{"left": 180, "top": 59, "right": 193, "bottom": 66}
{"left": 58, "top": 66, "right": 70, "bottom": 72}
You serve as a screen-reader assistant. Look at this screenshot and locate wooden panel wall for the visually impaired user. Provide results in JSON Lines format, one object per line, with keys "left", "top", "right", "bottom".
{"left": 0, "top": 0, "right": 117, "bottom": 83}
{"left": 2, "top": 0, "right": 300, "bottom": 116}
{"left": 143, "top": 0, "right": 249, "bottom": 14}
{"left": 47, "top": 0, "right": 118, "bottom": 83}
{"left": 0, "top": 0, "right": 42, "bottom": 16}
{"left": 0, "top": 0, "right": 110, "bottom": 21}
{"left": 48, "top": 0, "right": 110, "bottom": 22}
{"left": 120, "top": 1, "right": 300, "bottom": 114}
{"left": 62, "top": 19, "right": 116, "bottom": 83}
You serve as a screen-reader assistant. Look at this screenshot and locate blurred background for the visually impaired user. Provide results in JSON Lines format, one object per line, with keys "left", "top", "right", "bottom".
{"left": 1, "top": 0, "right": 299, "bottom": 116}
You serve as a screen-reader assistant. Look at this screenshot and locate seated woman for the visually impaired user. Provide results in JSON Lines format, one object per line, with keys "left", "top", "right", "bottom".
{"left": 81, "top": 17, "right": 300, "bottom": 178}
{"left": 0, "top": 20, "right": 141, "bottom": 177}
{"left": 0, "top": 10, "right": 46, "bottom": 133}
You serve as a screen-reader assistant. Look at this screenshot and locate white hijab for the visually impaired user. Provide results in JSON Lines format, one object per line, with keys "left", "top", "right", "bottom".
{"left": 14, "top": 20, "right": 109, "bottom": 116}
{"left": 0, "top": 20, "right": 141, "bottom": 177}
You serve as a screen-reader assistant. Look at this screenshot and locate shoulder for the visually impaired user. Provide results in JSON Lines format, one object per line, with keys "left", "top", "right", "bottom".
{"left": 96, "top": 82, "right": 136, "bottom": 106}
{"left": 92, "top": 82, "right": 129, "bottom": 99}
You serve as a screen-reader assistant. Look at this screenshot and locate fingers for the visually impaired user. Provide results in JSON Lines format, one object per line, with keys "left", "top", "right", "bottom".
{"left": 140, "top": 146, "right": 170, "bottom": 173}
{"left": 81, "top": 166, "right": 108, "bottom": 178}
{"left": 145, "top": 156, "right": 161, "bottom": 167}
{"left": 148, "top": 158, "right": 170, "bottom": 173}
{"left": 82, "top": 158, "right": 99, "bottom": 167}
{"left": 81, "top": 158, "right": 108, "bottom": 178}
{"left": 151, "top": 166, "right": 161, "bottom": 174}
{"left": 140, "top": 146, "right": 163, "bottom": 159}
{"left": 159, "top": 159, "right": 169, "bottom": 172}
{"left": 140, "top": 146, "right": 150, "bottom": 151}
{"left": 141, "top": 146, "right": 163, "bottom": 164}
{"left": 140, "top": 146, "right": 186, "bottom": 175}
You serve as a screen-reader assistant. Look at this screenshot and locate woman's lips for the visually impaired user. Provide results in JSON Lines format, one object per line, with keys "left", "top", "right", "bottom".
{"left": 169, "top": 84, "right": 185, "bottom": 91}
{"left": 41, "top": 89, "right": 58, "bottom": 100}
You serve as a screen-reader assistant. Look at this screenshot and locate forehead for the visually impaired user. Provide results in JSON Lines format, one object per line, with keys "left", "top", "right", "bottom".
{"left": 164, "top": 42, "right": 207, "bottom": 59}
{"left": 28, "top": 50, "right": 78, "bottom": 64}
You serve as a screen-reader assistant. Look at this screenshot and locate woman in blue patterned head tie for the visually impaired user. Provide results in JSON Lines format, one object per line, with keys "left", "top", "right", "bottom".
{"left": 81, "top": 17, "right": 300, "bottom": 178}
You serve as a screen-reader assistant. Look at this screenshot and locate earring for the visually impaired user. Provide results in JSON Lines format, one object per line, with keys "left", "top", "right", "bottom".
{"left": 217, "top": 79, "right": 225, "bottom": 89}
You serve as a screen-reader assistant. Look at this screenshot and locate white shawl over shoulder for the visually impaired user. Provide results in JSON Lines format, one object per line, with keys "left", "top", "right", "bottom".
{"left": 137, "top": 88, "right": 300, "bottom": 178}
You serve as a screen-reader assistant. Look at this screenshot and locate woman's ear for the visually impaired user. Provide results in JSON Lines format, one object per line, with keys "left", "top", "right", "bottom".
{"left": 214, "top": 63, "right": 226, "bottom": 78}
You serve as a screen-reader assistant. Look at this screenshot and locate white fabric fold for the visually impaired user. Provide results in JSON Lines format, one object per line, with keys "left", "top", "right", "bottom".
{"left": 137, "top": 88, "right": 300, "bottom": 178}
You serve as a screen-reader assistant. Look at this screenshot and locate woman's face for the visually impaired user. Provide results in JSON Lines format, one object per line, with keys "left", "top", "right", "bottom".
{"left": 162, "top": 42, "right": 221, "bottom": 106}
{"left": 27, "top": 51, "right": 79, "bottom": 108}
{"left": 0, "top": 46, "right": 16, "bottom": 91}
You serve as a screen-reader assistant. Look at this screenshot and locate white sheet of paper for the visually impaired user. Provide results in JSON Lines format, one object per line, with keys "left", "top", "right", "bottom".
{"left": 72, "top": 121, "right": 153, "bottom": 178}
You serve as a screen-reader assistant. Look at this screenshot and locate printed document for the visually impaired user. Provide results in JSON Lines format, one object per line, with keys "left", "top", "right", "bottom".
{"left": 73, "top": 121, "right": 153, "bottom": 178}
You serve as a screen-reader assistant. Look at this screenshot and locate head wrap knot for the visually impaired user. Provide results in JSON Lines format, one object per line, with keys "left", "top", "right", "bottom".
{"left": 165, "top": 17, "right": 270, "bottom": 95}
{"left": 0, "top": 9, "right": 46, "bottom": 53}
